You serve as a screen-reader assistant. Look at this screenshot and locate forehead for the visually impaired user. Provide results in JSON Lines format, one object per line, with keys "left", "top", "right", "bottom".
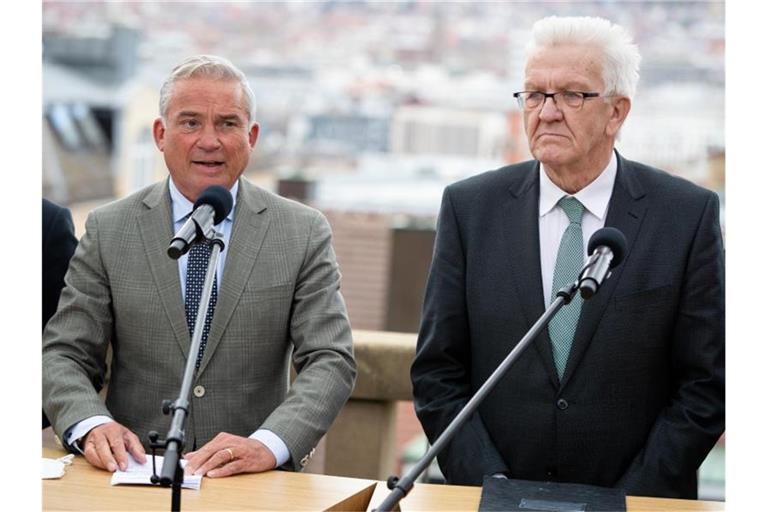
{"left": 167, "top": 77, "right": 248, "bottom": 117}
{"left": 524, "top": 44, "right": 604, "bottom": 89}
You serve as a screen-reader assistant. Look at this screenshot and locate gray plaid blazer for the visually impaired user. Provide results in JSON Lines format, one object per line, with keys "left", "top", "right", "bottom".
{"left": 43, "top": 177, "right": 356, "bottom": 471}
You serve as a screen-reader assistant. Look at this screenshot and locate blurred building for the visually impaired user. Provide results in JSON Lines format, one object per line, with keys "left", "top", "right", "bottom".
{"left": 322, "top": 211, "right": 434, "bottom": 333}
{"left": 617, "top": 83, "right": 724, "bottom": 193}
{"left": 43, "top": 24, "right": 159, "bottom": 204}
{"left": 390, "top": 105, "right": 507, "bottom": 160}
{"left": 296, "top": 113, "right": 391, "bottom": 156}
{"left": 279, "top": 171, "right": 437, "bottom": 334}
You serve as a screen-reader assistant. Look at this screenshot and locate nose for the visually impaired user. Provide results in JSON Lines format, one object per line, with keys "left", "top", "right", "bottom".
{"left": 196, "top": 124, "right": 222, "bottom": 151}
{"left": 538, "top": 95, "right": 564, "bottom": 122}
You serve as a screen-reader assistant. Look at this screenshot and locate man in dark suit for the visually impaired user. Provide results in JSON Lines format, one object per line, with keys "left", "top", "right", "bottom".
{"left": 42, "top": 198, "right": 78, "bottom": 428}
{"left": 411, "top": 16, "right": 724, "bottom": 499}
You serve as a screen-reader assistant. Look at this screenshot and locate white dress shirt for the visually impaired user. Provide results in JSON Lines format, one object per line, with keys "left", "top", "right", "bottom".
{"left": 538, "top": 151, "right": 617, "bottom": 307}
{"left": 66, "top": 178, "right": 290, "bottom": 468}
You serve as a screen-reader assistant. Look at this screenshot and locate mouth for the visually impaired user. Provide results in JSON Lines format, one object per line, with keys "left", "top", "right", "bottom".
{"left": 192, "top": 160, "right": 225, "bottom": 168}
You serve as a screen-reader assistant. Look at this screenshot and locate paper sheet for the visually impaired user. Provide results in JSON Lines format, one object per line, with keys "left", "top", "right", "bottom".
{"left": 42, "top": 454, "right": 75, "bottom": 479}
{"left": 110, "top": 454, "right": 202, "bottom": 490}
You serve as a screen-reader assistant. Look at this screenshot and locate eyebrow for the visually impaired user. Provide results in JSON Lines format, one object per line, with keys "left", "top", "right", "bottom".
{"left": 175, "top": 111, "right": 244, "bottom": 122}
{"left": 523, "top": 81, "right": 594, "bottom": 91}
{"left": 175, "top": 111, "right": 245, "bottom": 118}
{"left": 176, "top": 111, "right": 201, "bottom": 118}
{"left": 217, "top": 114, "right": 243, "bottom": 122}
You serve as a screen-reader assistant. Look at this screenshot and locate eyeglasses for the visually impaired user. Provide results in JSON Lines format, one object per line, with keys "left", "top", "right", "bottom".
{"left": 513, "top": 91, "right": 602, "bottom": 110}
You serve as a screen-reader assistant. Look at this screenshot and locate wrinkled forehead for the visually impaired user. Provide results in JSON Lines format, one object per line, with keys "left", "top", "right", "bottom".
{"left": 524, "top": 44, "right": 604, "bottom": 90}
{"left": 167, "top": 77, "right": 250, "bottom": 117}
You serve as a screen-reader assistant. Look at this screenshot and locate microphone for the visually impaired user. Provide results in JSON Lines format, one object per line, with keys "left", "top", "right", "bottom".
{"left": 579, "top": 227, "right": 627, "bottom": 299}
{"left": 167, "top": 185, "right": 233, "bottom": 260}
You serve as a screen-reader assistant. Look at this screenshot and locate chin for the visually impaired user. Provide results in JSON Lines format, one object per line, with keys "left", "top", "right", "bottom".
{"left": 199, "top": 176, "right": 233, "bottom": 187}
{"left": 534, "top": 147, "right": 573, "bottom": 165}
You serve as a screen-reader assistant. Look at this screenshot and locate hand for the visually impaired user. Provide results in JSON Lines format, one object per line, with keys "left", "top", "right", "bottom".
{"left": 82, "top": 421, "right": 146, "bottom": 472}
{"left": 183, "top": 432, "right": 277, "bottom": 478}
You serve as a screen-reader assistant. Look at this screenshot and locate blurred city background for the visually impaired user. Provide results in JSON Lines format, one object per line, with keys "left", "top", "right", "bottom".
{"left": 41, "top": 0, "right": 725, "bottom": 499}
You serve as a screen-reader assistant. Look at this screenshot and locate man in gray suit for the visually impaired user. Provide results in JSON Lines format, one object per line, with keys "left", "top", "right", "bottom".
{"left": 43, "top": 55, "right": 357, "bottom": 478}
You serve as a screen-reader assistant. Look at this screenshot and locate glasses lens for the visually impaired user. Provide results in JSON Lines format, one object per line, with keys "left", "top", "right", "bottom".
{"left": 525, "top": 92, "right": 543, "bottom": 109}
{"left": 561, "top": 92, "right": 583, "bottom": 108}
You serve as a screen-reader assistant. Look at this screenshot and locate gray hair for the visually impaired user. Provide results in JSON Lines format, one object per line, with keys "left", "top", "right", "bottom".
{"left": 525, "top": 16, "right": 641, "bottom": 100}
{"left": 158, "top": 55, "right": 256, "bottom": 123}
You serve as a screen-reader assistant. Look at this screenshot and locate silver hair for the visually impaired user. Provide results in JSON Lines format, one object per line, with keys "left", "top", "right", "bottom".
{"left": 158, "top": 55, "right": 256, "bottom": 123}
{"left": 525, "top": 16, "right": 641, "bottom": 100}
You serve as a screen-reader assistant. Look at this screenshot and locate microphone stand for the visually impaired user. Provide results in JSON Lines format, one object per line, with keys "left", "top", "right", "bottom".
{"left": 373, "top": 280, "right": 582, "bottom": 512}
{"left": 148, "top": 229, "right": 225, "bottom": 512}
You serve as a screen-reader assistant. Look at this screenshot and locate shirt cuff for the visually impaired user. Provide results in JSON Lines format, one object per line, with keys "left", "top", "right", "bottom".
{"left": 249, "top": 429, "right": 290, "bottom": 468}
{"left": 65, "top": 415, "right": 113, "bottom": 453}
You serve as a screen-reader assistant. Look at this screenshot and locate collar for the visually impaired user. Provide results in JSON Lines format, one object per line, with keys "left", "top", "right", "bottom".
{"left": 539, "top": 151, "right": 617, "bottom": 220}
{"left": 169, "top": 178, "right": 238, "bottom": 225}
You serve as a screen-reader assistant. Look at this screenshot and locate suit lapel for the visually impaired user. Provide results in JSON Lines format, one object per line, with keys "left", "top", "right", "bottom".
{"left": 503, "top": 162, "right": 561, "bottom": 389}
{"left": 560, "top": 152, "right": 648, "bottom": 388}
{"left": 137, "top": 180, "right": 191, "bottom": 357}
{"left": 196, "top": 179, "right": 270, "bottom": 375}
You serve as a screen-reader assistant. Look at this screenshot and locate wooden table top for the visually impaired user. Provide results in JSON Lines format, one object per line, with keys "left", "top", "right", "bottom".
{"left": 366, "top": 480, "right": 726, "bottom": 511}
{"left": 42, "top": 429, "right": 725, "bottom": 511}
{"left": 43, "top": 433, "right": 376, "bottom": 511}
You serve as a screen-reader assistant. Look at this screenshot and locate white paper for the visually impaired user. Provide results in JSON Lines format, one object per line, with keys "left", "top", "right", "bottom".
{"left": 110, "top": 454, "right": 202, "bottom": 490}
{"left": 42, "top": 454, "right": 75, "bottom": 479}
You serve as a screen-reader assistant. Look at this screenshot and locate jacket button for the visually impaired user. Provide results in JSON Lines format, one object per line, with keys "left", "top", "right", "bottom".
{"left": 546, "top": 467, "right": 558, "bottom": 478}
{"left": 556, "top": 398, "right": 568, "bottom": 410}
{"left": 193, "top": 385, "right": 206, "bottom": 398}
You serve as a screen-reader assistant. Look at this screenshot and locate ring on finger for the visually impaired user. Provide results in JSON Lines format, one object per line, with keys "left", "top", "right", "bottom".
{"left": 224, "top": 448, "right": 234, "bottom": 462}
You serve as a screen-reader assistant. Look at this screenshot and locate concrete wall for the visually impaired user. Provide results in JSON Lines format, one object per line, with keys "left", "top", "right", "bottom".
{"left": 319, "top": 330, "right": 418, "bottom": 480}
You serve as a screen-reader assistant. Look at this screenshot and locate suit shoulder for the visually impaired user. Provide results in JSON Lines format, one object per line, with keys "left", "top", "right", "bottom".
{"left": 241, "top": 180, "right": 324, "bottom": 224}
{"left": 87, "top": 183, "right": 163, "bottom": 223}
{"left": 43, "top": 198, "right": 64, "bottom": 219}
{"left": 624, "top": 158, "right": 718, "bottom": 205}
{"left": 446, "top": 160, "right": 536, "bottom": 200}
{"left": 42, "top": 198, "right": 71, "bottom": 231}
{"left": 42, "top": 198, "right": 75, "bottom": 250}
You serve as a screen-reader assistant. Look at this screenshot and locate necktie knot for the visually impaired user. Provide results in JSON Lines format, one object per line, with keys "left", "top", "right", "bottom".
{"left": 559, "top": 196, "right": 585, "bottom": 225}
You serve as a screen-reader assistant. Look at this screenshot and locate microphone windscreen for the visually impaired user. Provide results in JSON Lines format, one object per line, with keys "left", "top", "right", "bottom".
{"left": 194, "top": 185, "right": 234, "bottom": 224}
{"left": 587, "top": 227, "right": 627, "bottom": 268}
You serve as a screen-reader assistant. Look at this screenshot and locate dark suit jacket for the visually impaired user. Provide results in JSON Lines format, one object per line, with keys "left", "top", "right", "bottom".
{"left": 42, "top": 198, "right": 78, "bottom": 428}
{"left": 43, "top": 199, "right": 77, "bottom": 328}
{"left": 411, "top": 152, "right": 725, "bottom": 499}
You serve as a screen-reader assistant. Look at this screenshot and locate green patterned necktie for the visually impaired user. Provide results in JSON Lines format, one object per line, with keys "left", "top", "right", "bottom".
{"left": 548, "top": 196, "right": 585, "bottom": 379}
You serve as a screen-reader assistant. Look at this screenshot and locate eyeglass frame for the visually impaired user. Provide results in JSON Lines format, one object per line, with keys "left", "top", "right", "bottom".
{"left": 512, "top": 90, "right": 604, "bottom": 111}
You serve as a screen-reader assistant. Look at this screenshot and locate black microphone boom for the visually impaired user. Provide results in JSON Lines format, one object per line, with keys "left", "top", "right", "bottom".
{"left": 579, "top": 227, "right": 627, "bottom": 299}
{"left": 167, "top": 185, "right": 233, "bottom": 260}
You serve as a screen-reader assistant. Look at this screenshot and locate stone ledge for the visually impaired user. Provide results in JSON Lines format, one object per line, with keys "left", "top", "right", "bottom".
{"left": 351, "top": 329, "right": 417, "bottom": 401}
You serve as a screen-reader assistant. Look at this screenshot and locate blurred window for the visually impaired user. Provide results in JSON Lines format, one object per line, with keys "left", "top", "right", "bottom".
{"left": 71, "top": 103, "right": 106, "bottom": 148}
{"left": 47, "top": 103, "right": 83, "bottom": 151}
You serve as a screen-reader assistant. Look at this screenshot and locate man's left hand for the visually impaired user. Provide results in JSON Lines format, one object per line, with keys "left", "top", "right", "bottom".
{"left": 183, "top": 432, "right": 277, "bottom": 477}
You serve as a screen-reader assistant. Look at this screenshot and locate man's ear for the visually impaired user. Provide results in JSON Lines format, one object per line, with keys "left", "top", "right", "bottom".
{"left": 152, "top": 118, "right": 166, "bottom": 151}
{"left": 606, "top": 97, "right": 631, "bottom": 137}
{"left": 248, "top": 123, "right": 260, "bottom": 148}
